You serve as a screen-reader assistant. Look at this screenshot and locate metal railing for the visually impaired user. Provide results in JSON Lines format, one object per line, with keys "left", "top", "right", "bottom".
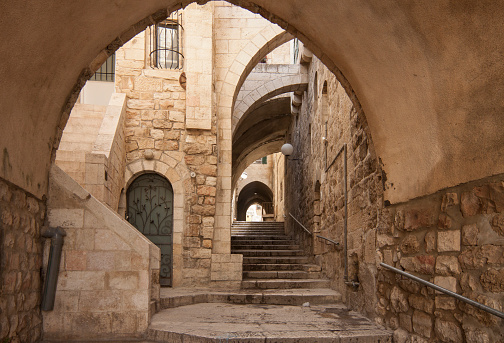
{"left": 380, "top": 263, "right": 504, "bottom": 320}
{"left": 316, "top": 235, "right": 341, "bottom": 249}
{"left": 289, "top": 213, "right": 312, "bottom": 235}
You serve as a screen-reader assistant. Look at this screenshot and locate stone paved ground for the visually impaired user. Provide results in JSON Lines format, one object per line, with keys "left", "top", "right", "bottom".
{"left": 148, "top": 302, "right": 392, "bottom": 342}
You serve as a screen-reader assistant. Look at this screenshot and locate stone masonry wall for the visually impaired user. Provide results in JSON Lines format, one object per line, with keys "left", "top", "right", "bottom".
{"left": 84, "top": 93, "right": 127, "bottom": 211}
{"left": 56, "top": 93, "right": 127, "bottom": 211}
{"left": 0, "top": 179, "right": 45, "bottom": 343}
{"left": 286, "top": 54, "right": 504, "bottom": 342}
{"left": 377, "top": 177, "right": 504, "bottom": 342}
{"left": 115, "top": 24, "right": 220, "bottom": 286}
{"left": 285, "top": 55, "right": 383, "bottom": 316}
{"left": 43, "top": 165, "right": 159, "bottom": 341}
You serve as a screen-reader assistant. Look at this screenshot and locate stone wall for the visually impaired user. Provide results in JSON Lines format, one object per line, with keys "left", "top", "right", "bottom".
{"left": 43, "top": 165, "right": 159, "bottom": 341}
{"left": 55, "top": 104, "right": 106, "bottom": 185}
{"left": 84, "top": 93, "right": 127, "bottom": 211}
{"left": 272, "top": 152, "right": 285, "bottom": 222}
{"left": 0, "top": 179, "right": 45, "bottom": 343}
{"left": 286, "top": 54, "right": 504, "bottom": 341}
{"left": 285, "top": 55, "right": 383, "bottom": 315}
{"left": 56, "top": 93, "right": 127, "bottom": 211}
{"left": 115, "top": 10, "right": 242, "bottom": 286}
{"left": 377, "top": 177, "right": 504, "bottom": 342}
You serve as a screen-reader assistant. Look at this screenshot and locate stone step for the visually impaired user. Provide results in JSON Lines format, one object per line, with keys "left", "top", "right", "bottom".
{"left": 231, "top": 239, "right": 297, "bottom": 245}
{"left": 243, "top": 270, "right": 321, "bottom": 279}
{"left": 243, "top": 256, "right": 311, "bottom": 264}
{"left": 232, "top": 249, "right": 305, "bottom": 257}
{"left": 232, "top": 232, "right": 287, "bottom": 236}
{"left": 232, "top": 223, "right": 284, "bottom": 226}
{"left": 232, "top": 244, "right": 300, "bottom": 250}
{"left": 158, "top": 288, "right": 342, "bottom": 309}
{"left": 231, "top": 235, "right": 290, "bottom": 240}
{"left": 243, "top": 263, "right": 321, "bottom": 272}
{"left": 241, "top": 278, "right": 331, "bottom": 289}
{"left": 231, "top": 229, "right": 285, "bottom": 236}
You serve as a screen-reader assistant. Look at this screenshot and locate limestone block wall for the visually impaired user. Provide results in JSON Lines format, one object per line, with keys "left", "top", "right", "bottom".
{"left": 285, "top": 56, "right": 383, "bottom": 315}
{"left": 55, "top": 104, "right": 106, "bottom": 185}
{"left": 213, "top": 1, "right": 283, "bottom": 256}
{"left": 265, "top": 41, "right": 291, "bottom": 65}
{"left": 115, "top": 16, "right": 229, "bottom": 286}
{"left": 286, "top": 55, "right": 504, "bottom": 341}
{"left": 0, "top": 179, "right": 46, "bottom": 343}
{"left": 272, "top": 152, "right": 285, "bottom": 221}
{"left": 85, "top": 93, "right": 127, "bottom": 211}
{"left": 43, "top": 165, "right": 160, "bottom": 341}
{"left": 184, "top": 3, "right": 213, "bottom": 130}
{"left": 56, "top": 93, "right": 127, "bottom": 211}
{"left": 377, "top": 178, "right": 504, "bottom": 342}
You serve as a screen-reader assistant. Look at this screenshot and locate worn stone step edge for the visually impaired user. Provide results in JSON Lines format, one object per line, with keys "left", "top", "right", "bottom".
{"left": 243, "top": 259, "right": 312, "bottom": 265}
{"left": 243, "top": 263, "right": 321, "bottom": 271}
{"left": 232, "top": 240, "right": 297, "bottom": 244}
{"left": 146, "top": 329, "right": 392, "bottom": 343}
{"left": 158, "top": 291, "right": 341, "bottom": 310}
{"left": 232, "top": 250, "right": 305, "bottom": 257}
{"left": 243, "top": 271, "right": 321, "bottom": 279}
{"left": 232, "top": 245, "right": 300, "bottom": 250}
{"left": 241, "top": 279, "right": 331, "bottom": 289}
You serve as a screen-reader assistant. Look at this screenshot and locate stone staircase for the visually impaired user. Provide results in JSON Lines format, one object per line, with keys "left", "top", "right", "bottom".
{"left": 145, "top": 221, "right": 393, "bottom": 342}
{"left": 231, "top": 221, "right": 330, "bottom": 289}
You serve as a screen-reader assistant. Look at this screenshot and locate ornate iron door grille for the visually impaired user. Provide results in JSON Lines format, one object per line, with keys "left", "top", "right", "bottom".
{"left": 126, "top": 174, "right": 173, "bottom": 286}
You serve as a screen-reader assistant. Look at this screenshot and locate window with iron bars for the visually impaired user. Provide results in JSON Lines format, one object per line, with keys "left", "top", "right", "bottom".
{"left": 90, "top": 54, "right": 115, "bottom": 82}
{"left": 150, "top": 10, "right": 184, "bottom": 70}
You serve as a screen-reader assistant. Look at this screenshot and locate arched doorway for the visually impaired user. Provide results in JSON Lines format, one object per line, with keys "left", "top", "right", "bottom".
{"left": 126, "top": 173, "right": 173, "bottom": 286}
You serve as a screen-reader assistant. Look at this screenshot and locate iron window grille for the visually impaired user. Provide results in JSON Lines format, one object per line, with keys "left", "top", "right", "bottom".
{"left": 150, "top": 10, "right": 184, "bottom": 70}
{"left": 90, "top": 54, "right": 115, "bottom": 82}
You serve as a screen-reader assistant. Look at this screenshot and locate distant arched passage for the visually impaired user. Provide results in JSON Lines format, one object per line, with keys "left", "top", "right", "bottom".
{"left": 237, "top": 181, "right": 273, "bottom": 221}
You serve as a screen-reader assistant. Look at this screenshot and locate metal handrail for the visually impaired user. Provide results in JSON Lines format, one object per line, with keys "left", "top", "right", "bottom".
{"left": 380, "top": 263, "right": 504, "bottom": 320}
{"left": 289, "top": 213, "right": 312, "bottom": 235}
{"left": 316, "top": 235, "right": 340, "bottom": 247}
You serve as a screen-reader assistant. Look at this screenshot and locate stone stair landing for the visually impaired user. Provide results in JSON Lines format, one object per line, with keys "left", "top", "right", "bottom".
{"left": 146, "top": 221, "right": 393, "bottom": 342}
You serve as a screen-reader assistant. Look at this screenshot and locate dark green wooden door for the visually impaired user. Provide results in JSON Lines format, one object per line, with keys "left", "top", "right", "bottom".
{"left": 126, "top": 173, "right": 173, "bottom": 286}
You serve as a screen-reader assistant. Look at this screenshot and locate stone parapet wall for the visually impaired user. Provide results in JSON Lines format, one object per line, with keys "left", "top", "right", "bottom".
{"left": 377, "top": 177, "right": 504, "bottom": 342}
{"left": 56, "top": 93, "right": 128, "bottom": 211}
{"left": 0, "top": 179, "right": 45, "bottom": 343}
{"left": 43, "top": 165, "right": 159, "bottom": 340}
{"left": 55, "top": 104, "right": 107, "bottom": 185}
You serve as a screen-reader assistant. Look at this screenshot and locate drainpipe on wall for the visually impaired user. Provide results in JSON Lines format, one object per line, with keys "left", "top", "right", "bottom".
{"left": 41, "top": 226, "right": 66, "bottom": 311}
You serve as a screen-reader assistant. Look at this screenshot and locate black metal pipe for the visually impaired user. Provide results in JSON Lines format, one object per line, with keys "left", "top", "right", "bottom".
{"left": 41, "top": 226, "right": 66, "bottom": 311}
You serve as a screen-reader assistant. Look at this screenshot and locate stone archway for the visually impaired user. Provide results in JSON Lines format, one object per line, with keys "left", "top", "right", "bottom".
{"left": 3, "top": 0, "right": 503, "bottom": 205}
{"left": 236, "top": 181, "right": 273, "bottom": 221}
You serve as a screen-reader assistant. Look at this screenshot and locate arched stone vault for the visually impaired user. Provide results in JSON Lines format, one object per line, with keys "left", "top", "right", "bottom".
{"left": 2, "top": 1, "right": 504, "bottom": 204}
{"left": 233, "top": 96, "right": 291, "bottom": 140}
{"left": 232, "top": 72, "right": 307, "bottom": 130}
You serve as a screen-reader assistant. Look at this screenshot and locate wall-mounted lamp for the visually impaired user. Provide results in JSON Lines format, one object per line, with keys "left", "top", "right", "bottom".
{"left": 281, "top": 143, "right": 301, "bottom": 160}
